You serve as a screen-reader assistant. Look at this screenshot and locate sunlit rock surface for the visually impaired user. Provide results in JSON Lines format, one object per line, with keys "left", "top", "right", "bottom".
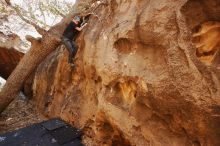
{"left": 32, "top": 0, "right": 220, "bottom": 145}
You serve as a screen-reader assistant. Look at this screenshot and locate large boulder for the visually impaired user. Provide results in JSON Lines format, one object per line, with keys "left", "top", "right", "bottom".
{"left": 32, "top": 0, "right": 220, "bottom": 145}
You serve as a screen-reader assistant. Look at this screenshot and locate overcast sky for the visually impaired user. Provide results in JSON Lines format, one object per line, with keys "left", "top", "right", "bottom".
{"left": 0, "top": 0, "right": 76, "bottom": 83}
{"left": 11, "top": 0, "right": 76, "bottom": 5}
{"left": 5, "top": 0, "right": 77, "bottom": 50}
{"left": 10, "top": 0, "right": 77, "bottom": 28}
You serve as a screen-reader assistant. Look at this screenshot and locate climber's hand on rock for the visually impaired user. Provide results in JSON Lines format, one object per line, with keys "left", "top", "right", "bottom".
{"left": 83, "top": 23, "right": 88, "bottom": 27}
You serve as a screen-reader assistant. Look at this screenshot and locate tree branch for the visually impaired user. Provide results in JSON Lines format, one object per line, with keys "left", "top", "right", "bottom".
{"left": 25, "top": 35, "right": 41, "bottom": 44}
{"left": 10, "top": 5, "right": 47, "bottom": 36}
{"left": 52, "top": 6, "right": 65, "bottom": 18}
{"left": 4, "top": 0, "right": 11, "bottom": 6}
{"left": 80, "top": 0, "right": 108, "bottom": 17}
{"left": 15, "top": 7, "right": 47, "bottom": 35}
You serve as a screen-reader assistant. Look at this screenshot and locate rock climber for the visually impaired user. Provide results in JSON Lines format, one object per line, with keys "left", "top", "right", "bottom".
{"left": 62, "top": 15, "right": 88, "bottom": 67}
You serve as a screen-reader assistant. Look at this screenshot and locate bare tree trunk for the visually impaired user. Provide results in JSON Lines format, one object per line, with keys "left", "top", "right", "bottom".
{"left": 0, "top": 6, "right": 72, "bottom": 114}
{"left": 0, "top": 9, "right": 74, "bottom": 112}
{"left": 0, "top": 34, "right": 61, "bottom": 113}
{"left": 0, "top": 0, "right": 74, "bottom": 113}
{"left": 0, "top": 0, "right": 106, "bottom": 113}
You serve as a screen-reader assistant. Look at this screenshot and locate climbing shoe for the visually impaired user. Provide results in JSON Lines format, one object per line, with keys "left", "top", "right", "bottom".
{"left": 70, "top": 63, "right": 76, "bottom": 68}
{"left": 73, "top": 57, "right": 78, "bottom": 63}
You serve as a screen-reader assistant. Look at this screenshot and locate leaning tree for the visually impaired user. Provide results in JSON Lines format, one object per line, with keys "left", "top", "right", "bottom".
{"left": 0, "top": 0, "right": 106, "bottom": 113}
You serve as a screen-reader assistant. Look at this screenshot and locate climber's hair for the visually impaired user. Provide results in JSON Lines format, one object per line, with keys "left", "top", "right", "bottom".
{"left": 74, "top": 16, "right": 81, "bottom": 22}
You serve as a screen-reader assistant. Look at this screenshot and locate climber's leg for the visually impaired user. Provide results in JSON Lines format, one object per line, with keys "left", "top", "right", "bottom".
{"left": 62, "top": 37, "right": 74, "bottom": 63}
{"left": 71, "top": 41, "right": 78, "bottom": 61}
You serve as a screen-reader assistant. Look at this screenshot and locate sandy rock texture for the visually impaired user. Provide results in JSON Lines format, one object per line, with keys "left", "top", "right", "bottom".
{"left": 32, "top": 0, "right": 220, "bottom": 145}
{"left": 0, "top": 33, "right": 24, "bottom": 79}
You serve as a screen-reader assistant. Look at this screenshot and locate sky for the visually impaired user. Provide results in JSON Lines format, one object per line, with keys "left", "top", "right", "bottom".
{"left": 12, "top": 0, "right": 76, "bottom": 5}
{"left": 3, "top": 0, "right": 77, "bottom": 52}
{"left": 0, "top": 77, "right": 6, "bottom": 89}
{"left": 11, "top": 0, "right": 76, "bottom": 27}
{"left": 0, "top": 0, "right": 77, "bottom": 83}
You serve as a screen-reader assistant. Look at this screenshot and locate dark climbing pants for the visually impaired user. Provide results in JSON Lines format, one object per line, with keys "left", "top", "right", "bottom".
{"left": 62, "top": 37, "right": 78, "bottom": 63}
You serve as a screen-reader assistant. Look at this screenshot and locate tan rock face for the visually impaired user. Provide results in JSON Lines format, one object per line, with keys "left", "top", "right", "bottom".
{"left": 0, "top": 33, "right": 24, "bottom": 79}
{"left": 33, "top": 0, "right": 220, "bottom": 145}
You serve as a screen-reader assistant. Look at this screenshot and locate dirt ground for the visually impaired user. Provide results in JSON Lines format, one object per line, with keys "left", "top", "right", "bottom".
{"left": 0, "top": 94, "right": 94, "bottom": 146}
{"left": 0, "top": 95, "right": 45, "bottom": 134}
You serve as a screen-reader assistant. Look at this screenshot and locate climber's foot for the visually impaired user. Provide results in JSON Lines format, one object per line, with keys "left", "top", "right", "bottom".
{"left": 73, "top": 57, "right": 78, "bottom": 63}
{"left": 70, "top": 63, "right": 76, "bottom": 68}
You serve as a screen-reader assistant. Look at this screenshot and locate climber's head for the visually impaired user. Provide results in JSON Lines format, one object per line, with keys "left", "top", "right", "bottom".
{"left": 73, "top": 16, "right": 80, "bottom": 25}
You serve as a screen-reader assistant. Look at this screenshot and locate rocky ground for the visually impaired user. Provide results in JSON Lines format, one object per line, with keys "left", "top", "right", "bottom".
{"left": 0, "top": 95, "right": 44, "bottom": 134}
{"left": 0, "top": 94, "right": 96, "bottom": 146}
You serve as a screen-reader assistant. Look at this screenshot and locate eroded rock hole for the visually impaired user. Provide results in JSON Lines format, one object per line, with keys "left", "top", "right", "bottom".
{"left": 192, "top": 22, "right": 220, "bottom": 65}
{"left": 181, "top": 0, "right": 220, "bottom": 29}
{"left": 95, "top": 76, "right": 102, "bottom": 84}
{"left": 107, "top": 79, "right": 137, "bottom": 109}
{"left": 95, "top": 112, "right": 131, "bottom": 146}
{"left": 114, "top": 38, "right": 133, "bottom": 54}
{"left": 193, "top": 140, "right": 201, "bottom": 146}
{"left": 181, "top": 0, "right": 220, "bottom": 65}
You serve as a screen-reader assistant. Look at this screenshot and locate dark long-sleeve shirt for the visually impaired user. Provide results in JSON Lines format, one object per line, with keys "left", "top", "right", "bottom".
{"left": 63, "top": 21, "right": 80, "bottom": 40}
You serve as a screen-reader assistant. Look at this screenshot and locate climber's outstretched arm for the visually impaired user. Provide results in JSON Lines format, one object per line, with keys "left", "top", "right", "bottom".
{"left": 75, "top": 23, "right": 88, "bottom": 31}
